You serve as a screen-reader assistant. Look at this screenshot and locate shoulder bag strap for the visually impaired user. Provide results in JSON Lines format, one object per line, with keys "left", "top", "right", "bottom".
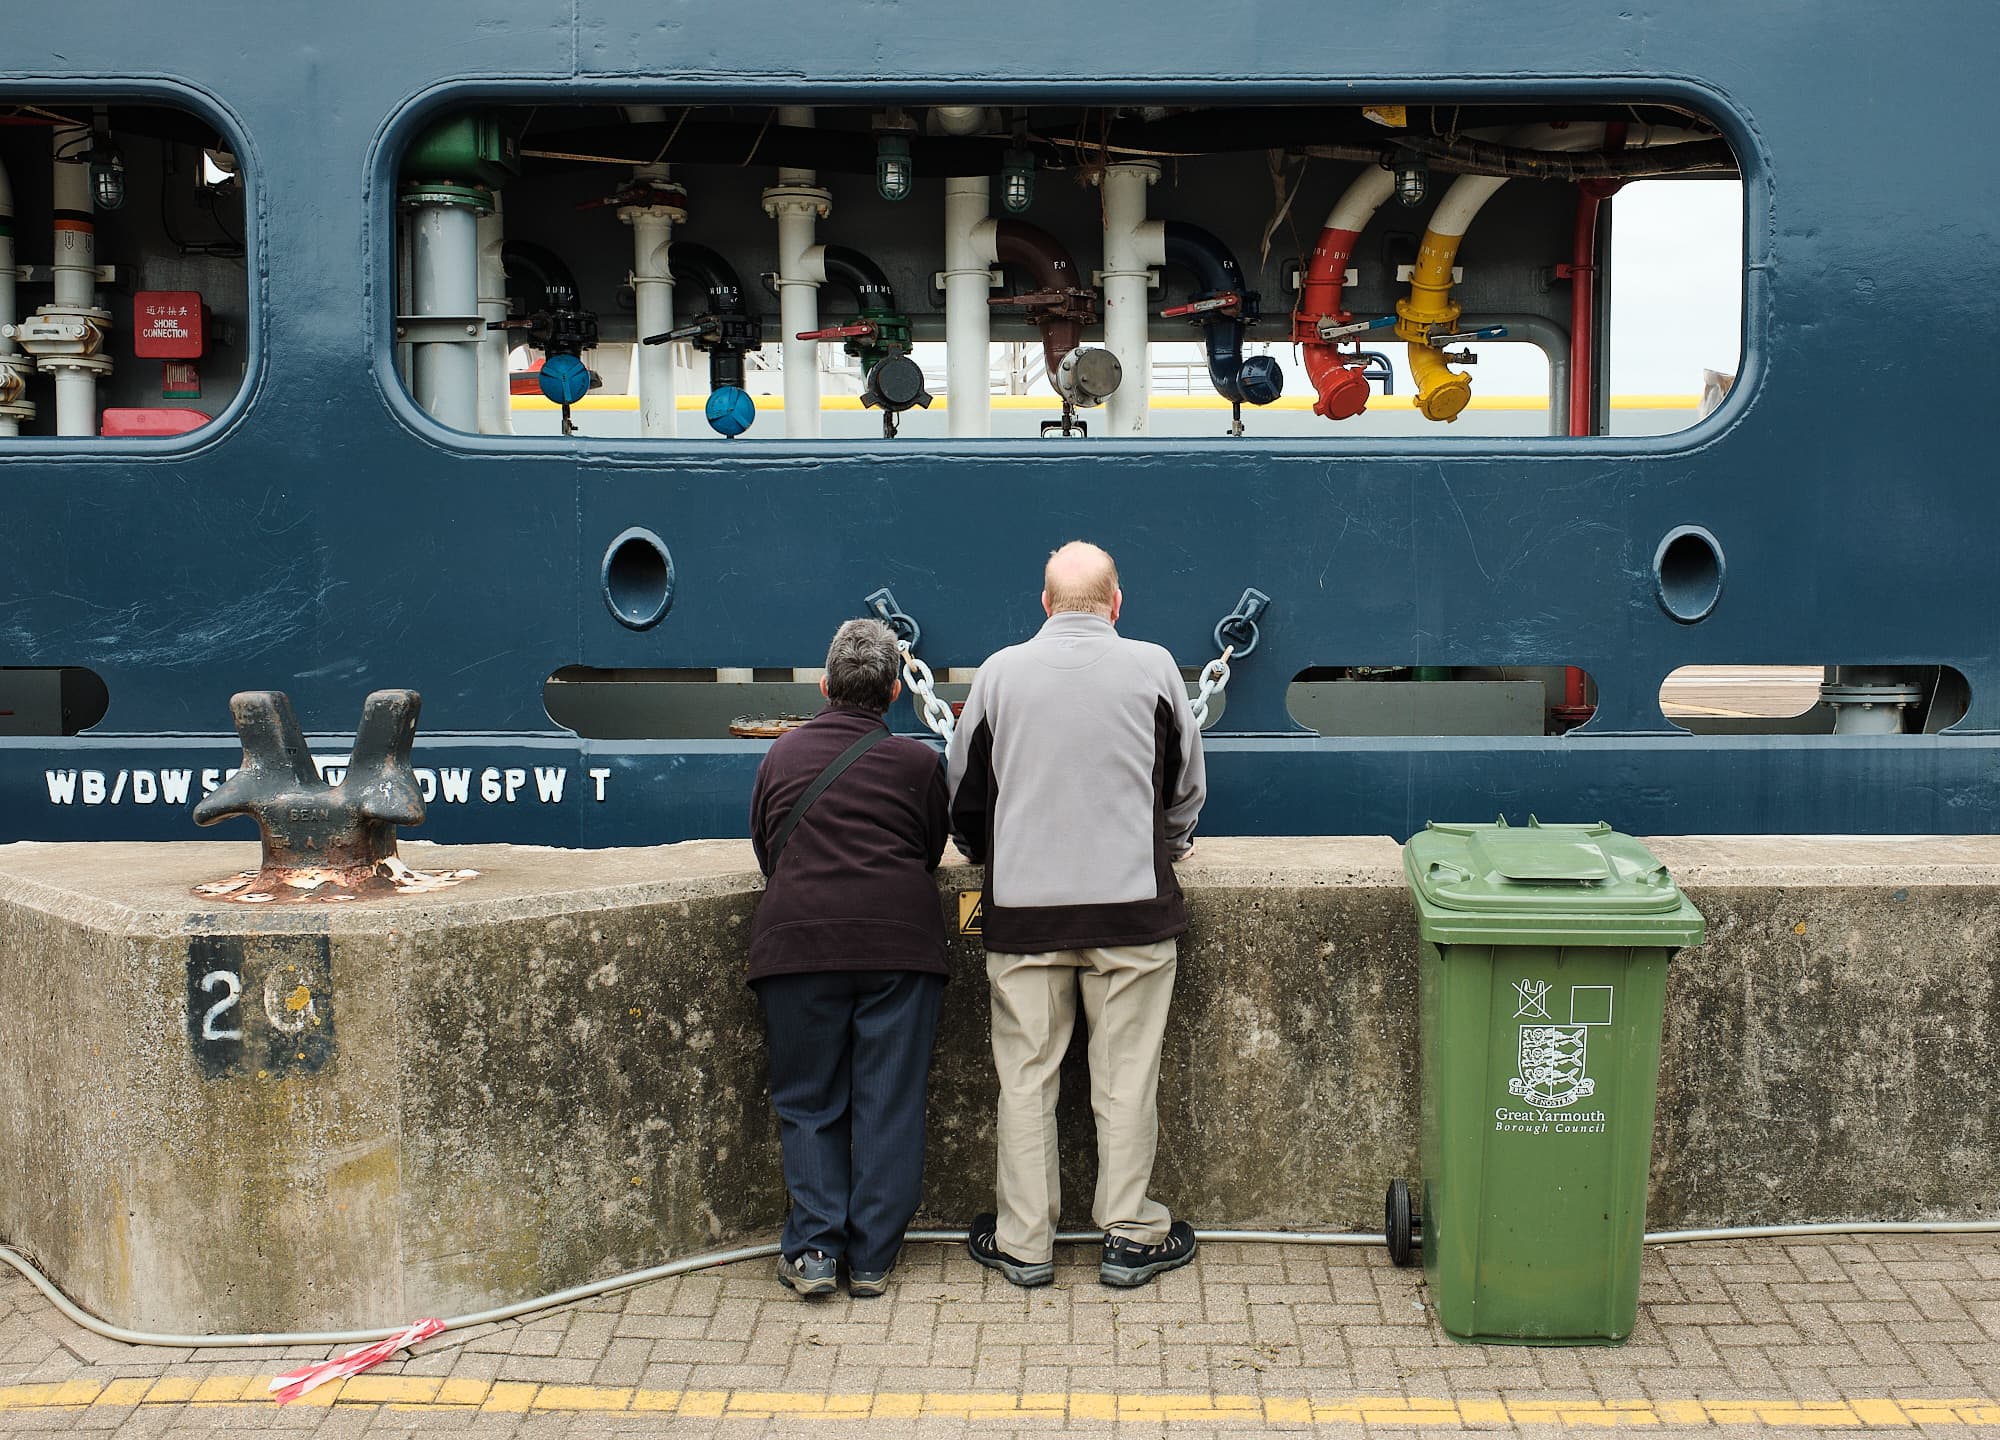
{"left": 766, "top": 726, "right": 891, "bottom": 868}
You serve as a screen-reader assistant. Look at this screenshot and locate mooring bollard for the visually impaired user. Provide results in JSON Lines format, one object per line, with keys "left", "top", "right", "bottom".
{"left": 190, "top": 689, "right": 477, "bottom": 903}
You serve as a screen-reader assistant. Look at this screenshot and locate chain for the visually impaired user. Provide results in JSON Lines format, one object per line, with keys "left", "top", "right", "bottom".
{"left": 898, "top": 641, "right": 956, "bottom": 743}
{"left": 1189, "top": 645, "right": 1235, "bottom": 729}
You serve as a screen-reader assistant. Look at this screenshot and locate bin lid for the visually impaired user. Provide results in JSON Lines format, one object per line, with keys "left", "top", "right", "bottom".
{"left": 1404, "top": 818, "right": 1704, "bottom": 946}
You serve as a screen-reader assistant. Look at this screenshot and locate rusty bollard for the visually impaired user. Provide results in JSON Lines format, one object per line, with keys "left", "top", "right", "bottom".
{"left": 191, "top": 689, "right": 477, "bottom": 903}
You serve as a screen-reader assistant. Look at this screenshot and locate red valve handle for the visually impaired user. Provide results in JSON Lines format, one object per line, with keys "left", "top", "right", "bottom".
{"left": 1160, "top": 291, "right": 1242, "bottom": 319}
{"left": 797, "top": 322, "right": 877, "bottom": 341}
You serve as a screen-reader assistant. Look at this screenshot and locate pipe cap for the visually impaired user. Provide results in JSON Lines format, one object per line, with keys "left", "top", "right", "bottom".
{"left": 1312, "top": 364, "right": 1371, "bottom": 420}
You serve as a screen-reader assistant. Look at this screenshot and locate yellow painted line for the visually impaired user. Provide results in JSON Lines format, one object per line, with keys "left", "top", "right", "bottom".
{"left": 0, "top": 1378, "right": 1995, "bottom": 1425}
{"left": 514, "top": 391, "right": 1700, "bottom": 414}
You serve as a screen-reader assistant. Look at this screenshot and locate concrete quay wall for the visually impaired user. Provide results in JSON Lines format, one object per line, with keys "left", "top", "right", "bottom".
{"left": 0, "top": 835, "right": 1994, "bottom": 1333}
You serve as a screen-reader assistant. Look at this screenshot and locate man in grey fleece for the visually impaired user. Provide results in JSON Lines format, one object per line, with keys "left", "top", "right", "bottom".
{"left": 946, "top": 540, "right": 1206, "bottom": 1289}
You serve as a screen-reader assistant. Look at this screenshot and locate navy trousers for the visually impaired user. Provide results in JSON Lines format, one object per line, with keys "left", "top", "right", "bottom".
{"left": 753, "top": 968, "right": 945, "bottom": 1272}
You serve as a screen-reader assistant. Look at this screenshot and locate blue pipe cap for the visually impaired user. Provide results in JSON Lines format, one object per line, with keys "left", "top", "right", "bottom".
{"left": 1237, "top": 354, "right": 1284, "bottom": 407}
{"left": 705, "top": 385, "right": 757, "bottom": 437}
{"left": 537, "top": 352, "right": 593, "bottom": 406}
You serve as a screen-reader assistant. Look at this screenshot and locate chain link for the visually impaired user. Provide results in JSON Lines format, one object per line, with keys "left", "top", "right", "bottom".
{"left": 898, "top": 642, "right": 956, "bottom": 743}
{"left": 1189, "top": 644, "right": 1235, "bottom": 729}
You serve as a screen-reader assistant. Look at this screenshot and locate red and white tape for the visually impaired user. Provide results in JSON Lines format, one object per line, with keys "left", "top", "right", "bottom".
{"left": 268, "top": 1318, "right": 445, "bottom": 1404}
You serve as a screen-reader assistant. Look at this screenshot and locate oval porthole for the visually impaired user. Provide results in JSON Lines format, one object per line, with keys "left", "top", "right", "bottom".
{"left": 601, "top": 527, "right": 675, "bottom": 630}
{"left": 1653, "top": 525, "right": 1724, "bottom": 624}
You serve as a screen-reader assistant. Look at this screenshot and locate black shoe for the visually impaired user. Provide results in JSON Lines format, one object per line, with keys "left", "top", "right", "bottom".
{"left": 776, "top": 1250, "right": 838, "bottom": 1298}
{"left": 1100, "top": 1221, "right": 1197, "bottom": 1288}
{"left": 967, "top": 1212, "right": 1054, "bottom": 1288}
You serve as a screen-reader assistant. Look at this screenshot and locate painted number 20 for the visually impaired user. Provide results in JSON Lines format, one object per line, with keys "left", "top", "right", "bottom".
{"left": 198, "top": 969, "right": 244, "bottom": 1041}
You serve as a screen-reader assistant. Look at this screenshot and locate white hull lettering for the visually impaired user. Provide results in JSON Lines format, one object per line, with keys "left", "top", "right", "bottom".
{"left": 42, "top": 759, "right": 604, "bottom": 806}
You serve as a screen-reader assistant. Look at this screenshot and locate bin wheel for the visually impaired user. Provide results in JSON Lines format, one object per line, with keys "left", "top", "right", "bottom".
{"left": 1385, "top": 1178, "right": 1418, "bottom": 1268}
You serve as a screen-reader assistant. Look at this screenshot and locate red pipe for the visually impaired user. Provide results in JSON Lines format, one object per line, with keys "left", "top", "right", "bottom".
{"left": 993, "top": 219, "right": 1085, "bottom": 384}
{"left": 1293, "top": 226, "right": 1372, "bottom": 420}
{"left": 1566, "top": 122, "right": 1628, "bottom": 440}
{"left": 1559, "top": 123, "right": 1627, "bottom": 724}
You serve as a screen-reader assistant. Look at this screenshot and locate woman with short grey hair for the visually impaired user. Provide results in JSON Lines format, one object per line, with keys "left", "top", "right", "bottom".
{"left": 746, "top": 618, "right": 951, "bottom": 1298}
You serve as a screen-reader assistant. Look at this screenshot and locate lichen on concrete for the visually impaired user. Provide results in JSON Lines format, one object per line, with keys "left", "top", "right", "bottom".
{"left": 2, "top": 835, "right": 1996, "bottom": 1333}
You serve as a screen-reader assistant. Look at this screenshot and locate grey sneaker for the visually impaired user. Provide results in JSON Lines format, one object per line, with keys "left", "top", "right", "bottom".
{"left": 967, "top": 1212, "right": 1054, "bottom": 1288}
{"left": 846, "top": 1261, "right": 893, "bottom": 1298}
{"left": 1100, "top": 1221, "right": 1197, "bottom": 1288}
{"left": 776, "top": 1250, "right": 838, "bottom": 1298}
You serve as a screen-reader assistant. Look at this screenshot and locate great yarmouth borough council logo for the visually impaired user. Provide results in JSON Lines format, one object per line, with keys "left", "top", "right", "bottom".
{"left": 1507, "top": 979, "right": 1615, "bottom": 1110}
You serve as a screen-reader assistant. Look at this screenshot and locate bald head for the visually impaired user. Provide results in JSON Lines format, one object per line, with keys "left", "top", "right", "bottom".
{"left": 1043, "top": 541, "right": 1122, "bottom": 621}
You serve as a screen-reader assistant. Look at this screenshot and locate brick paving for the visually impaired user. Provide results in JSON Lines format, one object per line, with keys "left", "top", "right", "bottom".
{"left": 1, "top": 1234, "right": 1996, "bottom": 1435}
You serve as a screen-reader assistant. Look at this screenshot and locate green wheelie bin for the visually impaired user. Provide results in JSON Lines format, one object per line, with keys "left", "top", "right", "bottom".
{"left": 1388, "top": 818, "right": 1704, "bottom": 1344}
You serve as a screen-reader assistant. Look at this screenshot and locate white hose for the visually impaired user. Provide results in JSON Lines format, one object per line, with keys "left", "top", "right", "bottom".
{"left": 5, "top": 1216, "right": 1994, "bottom": 1350}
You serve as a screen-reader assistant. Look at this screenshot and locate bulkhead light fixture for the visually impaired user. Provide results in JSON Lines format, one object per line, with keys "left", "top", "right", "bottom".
{"left": 89, "top": 143, "right": 126, "bottom": 211}
{"left": 1393, "top": 152, "right": 1429, "bottom": 207}
{"left": 1001, "top": 145, "right": 1036, "bottom": 213}
{"left": 875, "top": 135, "right": 913, "bottom": 202}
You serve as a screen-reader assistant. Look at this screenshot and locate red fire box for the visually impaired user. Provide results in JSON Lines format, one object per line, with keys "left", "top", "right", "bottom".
{"left": 133, "top": 291, "right": 205, "bottom": 359}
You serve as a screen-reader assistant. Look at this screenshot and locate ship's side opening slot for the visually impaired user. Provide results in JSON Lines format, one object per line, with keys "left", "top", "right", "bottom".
{"left": 0, "top": 667, "right": 109, "bottom": 735}
{"left": 1660, "top": 666, "right": 1969, "bottom": 735}
{"left": 544, "top": 665, "right": 1232, "bottom": 738}
{"left": 0, "top": 99, "right": 249, "bottom": 441}
{"left": 1284, "top": 665, "right": 1593, "bottom": 737}
{"left": 387, "top": 99, "right": 1741, "bottom": 444}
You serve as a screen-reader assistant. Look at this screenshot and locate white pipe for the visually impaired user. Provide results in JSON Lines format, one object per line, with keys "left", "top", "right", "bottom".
{"left": 767, "top": 105, "right": 826, "bottom": 439}
{"left": 933, "top": 105, "right": 986, "bottom": 136}
{"left": 1098, "top": 160, "right": 1165, "bottom": 438}
{"left": 410, "top": 200, "right": 481, "bottom": 433}
{"left": 626, "top": 166, "right": 678, "bottom": 439}
{"left": 944, "top": 178, "right": 993, "bottom": 437}
{"left": 51, "top": 127, "right": 93, "bottom": 312}
{"left": 49, "top": 126, "right": 101, "bottom": 436}
{"left": 1428, "top": 123, "right": 1605, "bottom": 240}
{"left": 475, "top": 198, "right": 511, "bottom": 435}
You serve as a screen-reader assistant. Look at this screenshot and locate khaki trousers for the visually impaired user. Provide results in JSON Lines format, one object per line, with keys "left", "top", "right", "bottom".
{"left": 985, "top": 940, "right": 1177, "bottom": 1264}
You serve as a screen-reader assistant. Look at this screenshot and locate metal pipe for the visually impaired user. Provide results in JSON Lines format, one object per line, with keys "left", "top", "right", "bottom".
{"left": 0, "top": 156, "right": 27, "bottom": 436}
{"left": 991, "top": 219, "right": 1092, "bottom": 386}
{"left": 1568, "top": 124, "right": 1627, "bottom": 438}
{"left": 944, "top": 175, "right": 992, "bottom": 435}
{"left": 624, "top": 166, "right": 680, "bottom": 439}
{"left": 1162, "top": 221, "right": 1279, "bottom": 408}
{"left": 932, "top": 105, "right": 986, "bottom": 137}
{"left": 47, "top": 125, "right": 105, "bottom": 436}
{"left": 820, "top": 244, "right": 895, "bottom": 312}
{"left": 475, "top": 198, "right": 511, "bottom": 434}
{"left": 1458, "top": 311, "right": 1570, "bottom": 435}
{"left": 1398, "top": 124, "right": 1605, "bottom": 422}
{"left": 1297, "top": 166, "right": 1394, "bottom": 420}
{"left": 409, "top": 200, "right": 482, "bottom": 432}
{"left": 1096, "top": 160, "right": 1165, "bottom": 437}
{"left": 7, "top": 1215, "right": 1996, "bottom": 1350}
{"left": 764, "top": 105, "right": 829, "bottom": 439}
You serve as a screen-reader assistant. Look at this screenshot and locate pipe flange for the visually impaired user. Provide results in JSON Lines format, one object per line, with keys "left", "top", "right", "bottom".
{"left": 760, "top": 184, "right": 832, "bottom": 220}
{"left": 0, "top": 403, "right": 34, "bottom": 421}
{"left": 1090, "top": 159, "right": 1161, "bottom": 186}
{"left": 36, "top": 353, "right": 114, "bottom": 376}
{"left": 1819, "top": 684, "right": 1925, "bottom": 708}
{"left": 35, "top": 303, "right": 114, "bottom": 328}
{"left": 617, "top": 202, "right": 688, "bottom": 225}
{"left": 399, "top": 182, "right": 495, "bottom": 215}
